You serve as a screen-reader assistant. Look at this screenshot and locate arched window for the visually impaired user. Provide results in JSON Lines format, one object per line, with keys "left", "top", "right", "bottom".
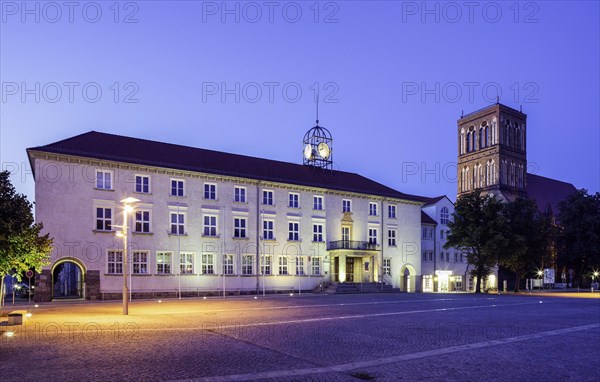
{"left": 491, "top": 160, "right": 496, "bottom": 185}
{"left": 466, "top": 166, "right": 470, "bottom": 191}
{"left": 484, "top": 125, "right": 489, "bottom": 147}
{"left": 479, "top": 128, "right": 484, "bottom": 149}
{"left": 510, "top": 162, "right": 516, "bottom": 187}
{"left": 460, "top": 128, "right": 465, "bottom": 154}
{"left": 486, "top": 161, "right": 491, "bottom": 186}
{"left": 440, "top": 207, "right": 449, "bottom": 225}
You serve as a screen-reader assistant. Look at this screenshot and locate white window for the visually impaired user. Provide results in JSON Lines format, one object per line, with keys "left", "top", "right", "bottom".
{"left": 278, "top": 256, "right": 288, "bottom": 275}
{"left": 440, "top": 207, "right": 449, "bottom": 224}
{"left": 311, "top": 257, "right": 321, "bottom": 276}
{"left": 96, "top": 207, "right": 113, "bottom": 231}
{"left": 242, "top": 255, "right": 253, "bottom": 275}
{"left": 368, "top": 228, "right": 377, "bottom": 245}
{"left": 263, "top": 220, "right": 274, "bottom": 240}
{"left": 313, "top": 196, "right": 323, "bottom": 210}
{"left": 234, "top": 186, "right": 246, "bottom": 203}
{"left": 429, "top": 251, "right": 433, "bottom": 262}
{"left": 313, "top": 223, "right": 324, "bottom": 242}
{"left": 180, "top": 252, "right": 194, "bottom": 274}
{"left": 132, "top": 251, "right": 149, "bottom": 274}
{"left": 429, "top": 229, "right": 434, "bottom": 239}
{"left": 296, "top": 257, "right": 305, "bottom": 275}
{"left": 369, "top": 202, "right": 378, "bottom": 216}
{"left": 388, "top": 205, "right": 397, "bottom": 219}
{"left": 201, "top": 254, "right": 214, "bottom": 274}
{"left": 422, "top": 251, "right": 427, "bottom": 261}
{"left": 134, "top": 210, "right": 151, "bottom": 233}
{"left": 388, "top": 229, "right": 396, "bottom": 246}
{"left": 171, "top": 179, "right": 184, "bottom": 197}
{"left": 96, "top": 170, "right": 113, "bottom": 190}
{"left": 342, "top": 199, "right": 352, "bottom": 213}
{"left": 262, "top": 190, "right": 274, "bottom": 205}
{"left": 203, "top": 215, "right": 218, "bottom": 237}
{"left": 107, "top": 250, "right": 123, "bottom": 274}
{"left": 288, "top": 222, "right": 299, "bottom": 241}
{"left": 262, "top": 255, "right": 272, "bottom": 275}
{"left": 223, "top": 254, "right": 234, "bottom": 275}
{"left": 170, "top": 212, "right": 185, "bottom": 235}
{"left": 288, "top": 193, "right": 299, "bottom": 208}
{"left": 135, "top": 175, "right": 150, "bottom": 193}
{"left": 156, "top": 252, "right": 172, "bottom": 274}
{"left": 383, "top": 258, "right": 391, "bottom": 276}
{"left": 204, "top": 183, "right": 217, "bottom": 200}
{"left": 234, "top": 217, "right": 247, "bottom": 238}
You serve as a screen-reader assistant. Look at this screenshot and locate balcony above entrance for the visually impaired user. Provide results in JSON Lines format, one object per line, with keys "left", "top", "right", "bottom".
{"left": 327, "top": 240, "right": 378, "bottom": 251}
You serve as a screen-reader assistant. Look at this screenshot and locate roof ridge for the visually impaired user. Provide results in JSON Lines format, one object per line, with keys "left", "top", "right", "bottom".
{"left": 27, "top": 130, "right": 428, "bottom": 203}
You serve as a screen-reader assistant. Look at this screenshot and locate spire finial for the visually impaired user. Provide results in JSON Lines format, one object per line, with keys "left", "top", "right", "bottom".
{"left": 496, "top": 96, "right": 500, "bottom": 104}
{"left": 316, "top": 91, "right": 319, "bottom": 126}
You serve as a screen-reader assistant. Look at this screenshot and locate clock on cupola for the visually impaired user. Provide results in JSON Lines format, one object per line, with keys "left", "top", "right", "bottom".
{"left": 303, "top": 118, "right": 333, "bottom": 170}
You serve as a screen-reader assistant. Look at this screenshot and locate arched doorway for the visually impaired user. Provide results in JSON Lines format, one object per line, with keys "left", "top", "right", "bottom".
{"left": 400, "top": 265, "right": 416, "bottom": 293}
{"left": 52, "top": 260, "right": 84, "bottom": 299}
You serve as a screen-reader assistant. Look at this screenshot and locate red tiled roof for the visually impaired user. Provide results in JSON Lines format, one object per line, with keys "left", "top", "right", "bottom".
{"left": 28, "top": 131, "right": 427, "bottom": 202}
{"left": 526, "top": 173, "right": 578, "bottom": 214}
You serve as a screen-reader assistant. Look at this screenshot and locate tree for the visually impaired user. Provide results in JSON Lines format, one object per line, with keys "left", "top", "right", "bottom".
{"left": 0, "top": 171, "right": 53, "bottom": 308}
{"left": 557, "top": 189, "right": 600, "bottom": 287}
{"left": 500, "top": 198, "right": 554, "bottom": 292}
{"left": 444, "top": 191, "right": 508, "bottom": 293}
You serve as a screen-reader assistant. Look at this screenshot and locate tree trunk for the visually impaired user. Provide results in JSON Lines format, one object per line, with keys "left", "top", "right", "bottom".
{"left": 514, "top": 273, "right": 521, "bottom": 293}
{"left": 475, "top": 269, "right": 482, "bottom": 293}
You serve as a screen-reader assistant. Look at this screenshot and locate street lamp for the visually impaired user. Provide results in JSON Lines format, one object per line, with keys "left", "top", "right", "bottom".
{"left": 536, "top": 270, "right": 543, "bottom": 292}
{"left": 592, "top": 270, "right": 599, "bottom": 292}
{"left": 118, "top": 197, "right": 140, "bottom": 315}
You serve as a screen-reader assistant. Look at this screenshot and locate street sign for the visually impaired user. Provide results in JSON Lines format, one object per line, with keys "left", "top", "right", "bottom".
{"left": 25, "top": 270, "right": 34, "bottom": 278}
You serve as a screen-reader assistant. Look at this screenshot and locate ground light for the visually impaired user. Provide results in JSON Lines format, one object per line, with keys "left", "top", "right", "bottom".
{"left": 34, "top": 304, "right": 39, "bottom": 308}
{"left": 4, "top": 331, "right": 15, "bottom": 337}
{"left": 26, "top": 313, "right": 32, "bottom": 318}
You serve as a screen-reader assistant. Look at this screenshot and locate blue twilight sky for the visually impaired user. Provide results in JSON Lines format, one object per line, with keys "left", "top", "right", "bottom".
{"left": 1, "top": 1, "right": 599, "bottom": 203}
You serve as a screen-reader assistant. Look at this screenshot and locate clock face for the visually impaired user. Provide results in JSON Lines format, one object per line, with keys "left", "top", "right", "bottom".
{"left": 304, "top": 144, "right": 313, "bottom": 160}
{"left": 317, "top": 142, "right": 330, "bottom": 159}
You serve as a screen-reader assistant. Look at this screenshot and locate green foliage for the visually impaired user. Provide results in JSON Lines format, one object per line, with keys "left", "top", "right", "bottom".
{"left": 444, "top": 191, "right": 508, "bottom": 293}
{"left": 500, "top": 198, "right": 554, "bottom": 291}
{"left": 557, "top": 189, "right": 600, "bottom": 285}
{"left": 0, "top": 171, "right": 53, "bottom": 280}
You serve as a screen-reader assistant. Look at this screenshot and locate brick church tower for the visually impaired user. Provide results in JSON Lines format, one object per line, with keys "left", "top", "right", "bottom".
{"left": 457, "top": 103, "right": 527, "bottom": 201}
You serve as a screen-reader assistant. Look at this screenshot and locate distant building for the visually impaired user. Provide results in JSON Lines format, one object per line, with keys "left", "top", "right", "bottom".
{"left": 27, "top": 128, "right": 426, "bottom": 301}
{"left": 456, "top": 102, "right": 577, "bottom": 210}
{"left": 457, "top": 103, "right": 578, "bottom": 288}
{"left": 420, "top": 196, "right": 496, "bottom": 292}
{"left": 457, "top": 103, "right": 527, "bottom": 202}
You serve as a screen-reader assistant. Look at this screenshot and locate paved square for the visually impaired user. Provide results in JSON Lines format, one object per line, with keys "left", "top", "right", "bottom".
{"left": 1, "top": 293, "right": 599, "bottom": 381}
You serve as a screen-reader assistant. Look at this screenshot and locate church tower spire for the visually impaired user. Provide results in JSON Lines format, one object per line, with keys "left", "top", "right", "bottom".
{"left": 457, "top": 103, "right": 527, "bottom": 201}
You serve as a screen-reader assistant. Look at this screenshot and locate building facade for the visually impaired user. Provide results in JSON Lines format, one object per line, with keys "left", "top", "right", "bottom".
{"left": 28, "top": 131, "right": 425, "bottom": 301}
{"left": 457, "top": 103, "right": 527, "bottom": 201}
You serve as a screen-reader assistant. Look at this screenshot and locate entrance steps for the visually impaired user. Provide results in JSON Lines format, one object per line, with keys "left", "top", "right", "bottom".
{"left": 315, "top": 282, "right": 400, "bottom": 294}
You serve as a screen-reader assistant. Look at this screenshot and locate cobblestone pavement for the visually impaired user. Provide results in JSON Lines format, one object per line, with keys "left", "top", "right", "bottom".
{"left": 1, "top": 293, "right": 599, "bottom": 381}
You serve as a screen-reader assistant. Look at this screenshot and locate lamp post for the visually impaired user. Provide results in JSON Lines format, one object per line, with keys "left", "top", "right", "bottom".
{"left": 592, "top": 271, "right": 599, "bottom": 292}
{"left": 118, "top": 197, "right": 140, "bottom": 315}
{"left": 536, "top": 270, "right": 543, "bottom": 292}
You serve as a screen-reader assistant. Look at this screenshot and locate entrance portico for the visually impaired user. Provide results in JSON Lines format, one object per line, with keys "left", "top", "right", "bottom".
{"left": 329, "top": 240, "right": 379, "bottom": 283}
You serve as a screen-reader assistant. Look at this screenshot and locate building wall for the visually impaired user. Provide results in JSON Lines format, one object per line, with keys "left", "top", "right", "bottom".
{"left": 32, "top": 154, "right": 422, "bottom": 300}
